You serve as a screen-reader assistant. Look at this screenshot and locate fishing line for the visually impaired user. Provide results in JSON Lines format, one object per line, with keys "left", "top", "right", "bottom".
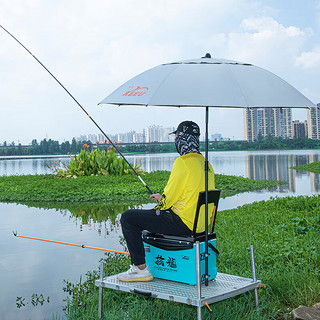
{"left": 12, "top": 231, "right": 130, "bottom": 255}
{"left": 0, "top": 24, "right": 153, "bottom": 194}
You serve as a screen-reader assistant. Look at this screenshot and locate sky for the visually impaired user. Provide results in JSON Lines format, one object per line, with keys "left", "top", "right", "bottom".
{"left": 0, "top": 0, "right": 319, "bottom": 144}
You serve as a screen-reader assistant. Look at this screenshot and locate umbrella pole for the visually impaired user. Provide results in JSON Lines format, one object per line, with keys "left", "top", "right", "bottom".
{"left": 205, "top": 106, "right": 209, "bottom": 286}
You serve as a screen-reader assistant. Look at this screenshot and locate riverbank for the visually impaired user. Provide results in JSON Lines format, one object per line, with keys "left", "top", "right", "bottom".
{"left": 62, "top": 194, "right": 320, "bottom": 320}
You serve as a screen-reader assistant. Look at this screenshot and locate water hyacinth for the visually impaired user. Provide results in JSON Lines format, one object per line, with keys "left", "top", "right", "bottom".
{"left": 56, "top": 147, "right": 144, "bottom": 178}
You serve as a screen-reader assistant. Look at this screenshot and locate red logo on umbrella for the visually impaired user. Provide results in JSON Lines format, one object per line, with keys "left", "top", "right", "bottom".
{"left": 122, "top": 86, "right": 148, "bottom": 97}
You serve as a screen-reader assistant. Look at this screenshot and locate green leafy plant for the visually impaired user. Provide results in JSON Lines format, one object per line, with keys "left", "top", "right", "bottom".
{"left": 0, "top": 172, "right": 283, "bottom": 203}
{"left": 292, "top": 161, "right": 320, "bottom": 174}
{"left": 52, "top": 144, "right": 145, "bottom": 178}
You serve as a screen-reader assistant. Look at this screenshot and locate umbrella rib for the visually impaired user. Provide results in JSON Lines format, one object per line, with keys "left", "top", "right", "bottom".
{"left": 225, "top": 64, "right": 251, "bottom": 108}
{"left": 147, "top": 65, "right": 180, "bottom": 106}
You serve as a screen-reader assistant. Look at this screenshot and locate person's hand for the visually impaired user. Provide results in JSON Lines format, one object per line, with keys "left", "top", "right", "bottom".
{"left": 150, "top": 193, "right": 162, "bottom": 203}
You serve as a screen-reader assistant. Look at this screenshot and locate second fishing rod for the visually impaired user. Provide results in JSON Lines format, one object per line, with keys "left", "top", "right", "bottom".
{"left": 0, "top": 24, "right": 153, "bottom": 194}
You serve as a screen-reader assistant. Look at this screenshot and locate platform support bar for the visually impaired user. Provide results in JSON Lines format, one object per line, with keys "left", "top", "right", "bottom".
{"left": 196, "top": 241, "right": 202, "bottom": 320}
{"left": 98, "top": 261, "right": 104, "bottom": 319}
{"left": 250, "top": 245, "right": 259, "bottom": 313}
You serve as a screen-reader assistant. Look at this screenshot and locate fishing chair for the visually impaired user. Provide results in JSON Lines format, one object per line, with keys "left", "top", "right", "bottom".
{"left": 142, "top": 189, "right": 221, "bottom": 285}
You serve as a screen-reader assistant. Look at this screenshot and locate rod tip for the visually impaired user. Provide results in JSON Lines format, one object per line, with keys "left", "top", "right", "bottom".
{"left": 12, "top": 230, "right": 17, "bottom": 236}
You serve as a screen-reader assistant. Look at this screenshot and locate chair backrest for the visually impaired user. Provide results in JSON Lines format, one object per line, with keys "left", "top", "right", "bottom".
{"left": 192, "top": 189, "right": 221, "bottom": 237}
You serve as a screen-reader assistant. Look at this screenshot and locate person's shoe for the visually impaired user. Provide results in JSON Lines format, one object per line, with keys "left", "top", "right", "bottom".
{"left": 117, "top": 265, "right": 153, "bottom": 282}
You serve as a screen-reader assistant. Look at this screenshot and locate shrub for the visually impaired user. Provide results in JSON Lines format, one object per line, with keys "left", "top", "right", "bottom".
{"left": 53, "top": 146, "right": 144, "bottom": 178}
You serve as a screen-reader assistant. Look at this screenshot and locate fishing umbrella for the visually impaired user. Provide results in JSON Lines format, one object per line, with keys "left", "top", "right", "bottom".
{"left": 98, "top": 54, "right": 315, "bottom": 285}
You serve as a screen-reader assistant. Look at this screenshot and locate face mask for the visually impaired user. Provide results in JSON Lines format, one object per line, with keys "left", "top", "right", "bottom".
{"left": 175, "top": 132, "right": 200, "bottom": 156}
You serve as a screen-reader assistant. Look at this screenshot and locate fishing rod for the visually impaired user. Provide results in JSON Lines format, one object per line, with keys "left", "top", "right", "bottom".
{"left": 0, "top": 24, "right": 153, "bottom": 194}
{"left": 12, "top": 231, "right": 130, "bottom": 255}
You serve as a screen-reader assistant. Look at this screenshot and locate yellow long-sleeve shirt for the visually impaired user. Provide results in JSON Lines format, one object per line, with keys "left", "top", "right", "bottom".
{"left": 155, "top": 152, "right": 215, "bottom": 233}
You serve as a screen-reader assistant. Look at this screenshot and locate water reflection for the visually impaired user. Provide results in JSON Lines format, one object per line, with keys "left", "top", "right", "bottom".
{"left": 32, "top": 159, "right": 39, "bottom": 174}
{"left": 23, "top": 201, "right": 138, "bottom": 237}
{"left": 0, "top": 156, "right": 71, "bottom": 176}
{"left": 245, "top": 153, "right": 320, "bottom": 193}
{"left": 67, "top": 202, "right": 126, "bottom": 237}
{"left": 125, "top": 153, "right": 176, "bottom": 173}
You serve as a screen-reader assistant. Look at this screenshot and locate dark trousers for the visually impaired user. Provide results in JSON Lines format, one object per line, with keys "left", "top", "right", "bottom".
{"left": 120, "top": 208, "right": 192, "bottom": 266}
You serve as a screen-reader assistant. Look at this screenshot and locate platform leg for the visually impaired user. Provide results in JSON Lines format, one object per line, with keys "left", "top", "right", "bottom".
{"left": 250, "top": 245, "right": 259, "bottom": 313}
{"left": 98, "top": 261, "right": 104, "bottom": 319}
{"left": 197, "top": 306, "right": 202, "bottom": 320}
{"left": 196, "top": 242, "right": 202, "bottom": 320}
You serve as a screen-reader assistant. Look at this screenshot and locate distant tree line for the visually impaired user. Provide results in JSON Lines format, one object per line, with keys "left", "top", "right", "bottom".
{"left": 0, "top": 135, "right": 320, "bottom": 156}
{"left": 0, "top": 138, "right": 87, "bottom": 156}
{"left": 116, "top": 136, "right": 320, "bottom": 153}
{"left": 208, "top": 135, "right": 320, "bottom": 152}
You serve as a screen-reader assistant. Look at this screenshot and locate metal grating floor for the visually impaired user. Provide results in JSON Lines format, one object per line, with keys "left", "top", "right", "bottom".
{"left": 95, "top": 272, "right": 261, "bottom": 307}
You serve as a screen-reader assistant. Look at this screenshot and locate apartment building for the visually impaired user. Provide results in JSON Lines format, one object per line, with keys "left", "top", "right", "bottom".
{"left": 307, "top": 104, "right": 320, "bottom": 139}
{"left": 244, "top": 107, "right": 292, "bottom": 141}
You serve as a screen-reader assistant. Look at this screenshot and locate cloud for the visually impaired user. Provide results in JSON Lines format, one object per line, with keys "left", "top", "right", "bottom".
{"left": 296, "top": 46, "right": 320, "bottom": 69}
{"left": 225, "top": 17, "right": 308, "bottom": 67}
{"left": 0, "top": 0, "right": 319, "bottom": 143}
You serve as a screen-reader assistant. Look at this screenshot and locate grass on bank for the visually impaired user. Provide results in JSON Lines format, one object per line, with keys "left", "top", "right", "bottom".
{"left": 292, "top": 160, "right": 320, "bottom": 174}
{"left": 0, "top": 171, "right": 284, "bottom": 203}
{"left": 62, "top": 194, "right": 320, "bottom": 320}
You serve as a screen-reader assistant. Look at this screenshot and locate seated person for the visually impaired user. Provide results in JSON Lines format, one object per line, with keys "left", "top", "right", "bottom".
{"left": 117, "top": 121, "right": 215, "bottom": 282}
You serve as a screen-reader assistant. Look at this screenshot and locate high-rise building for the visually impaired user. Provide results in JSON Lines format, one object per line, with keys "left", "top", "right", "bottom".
{"left": 244, "top": 107, "right": 292, "bottom": 141}
{"left": 133, "top": 132, "right": 145, "bottom": 143}
{"left": 145, "top": 125, "right": 175, "bottom": 143}
{"left": 211, "top": 133, "right": 222, "bottom": 141}
{"left": 275, "top": 108, "right": 292, "bottom": 138}
{"left": 307, "top": 104, "right": 320, "bottom": 139}
{"left": 145, "top": 125, "right": 160, "bottom": 142}
{"left": 292, "top": 120, "right": 308, "bottom": 138}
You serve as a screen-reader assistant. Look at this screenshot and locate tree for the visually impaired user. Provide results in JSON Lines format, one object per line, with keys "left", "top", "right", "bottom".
{"left": 71, "top": 138, "right": 78, "bottom": 154}
{"left": 61, "top": 141, "right": 71, "bottom": 154}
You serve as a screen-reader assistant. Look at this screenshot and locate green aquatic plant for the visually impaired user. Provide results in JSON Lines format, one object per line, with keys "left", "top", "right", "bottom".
{"left": 291, "top": 161, "right": 320, "bottom": 174}
{"left": 50, "top": 145, "right": 145, "bottom": 178}
{"left": 0, "top": 172, "right": 282, "bottom": 203}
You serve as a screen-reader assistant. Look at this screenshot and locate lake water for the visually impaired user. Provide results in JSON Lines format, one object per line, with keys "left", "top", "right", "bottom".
{"left": 0, "top": 150, "right": 319, "bottom": 319}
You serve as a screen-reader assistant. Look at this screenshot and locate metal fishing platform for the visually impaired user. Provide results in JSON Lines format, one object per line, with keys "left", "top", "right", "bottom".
{"left": 96, "top": 272, "right": 260, "bottom": 306}
{"left": 95, "top": 245, "right": 261, "bottom": 319}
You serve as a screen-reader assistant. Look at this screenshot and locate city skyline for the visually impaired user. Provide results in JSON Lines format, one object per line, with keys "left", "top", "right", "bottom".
{"left": 77, "top": 124, "right": 176, "bottom": 144}
{"left": 76, "top": 124, "right": 228, "bottom": 145}
{"left": 0, "top": 107, "right": 316, "bottom": 146}
{"left": 0, "top": 1, "right": 319, "bottom": 144}
{"left": 0, "top": 111, "right": 314, "bottom": 145}
{"left": 243, "top": 103, "right": 320, "bottom": 141}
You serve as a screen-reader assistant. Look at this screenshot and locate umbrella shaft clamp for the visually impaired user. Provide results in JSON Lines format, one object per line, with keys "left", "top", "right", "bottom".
{"left": 200, "top": 253, "right": 210, "bottom": 260}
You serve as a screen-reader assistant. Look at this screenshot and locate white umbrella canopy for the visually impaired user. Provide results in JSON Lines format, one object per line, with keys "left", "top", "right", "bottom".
{"left": 99, "top": 55, "right": 314, "bottom": 108}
